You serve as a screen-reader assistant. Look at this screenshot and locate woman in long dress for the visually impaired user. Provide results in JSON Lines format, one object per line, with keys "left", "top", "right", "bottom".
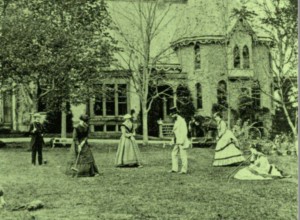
{"left": 234, "top": 144, "right": 288, "bottom": 180}
{"left": 115, "top": 114, "right": 142, "bottom": 167}
{"left": 213, "top": 112, "right": 245, "bottom": 166}
{"left": 68, "top": 114, "right": 99, "bottom": 177}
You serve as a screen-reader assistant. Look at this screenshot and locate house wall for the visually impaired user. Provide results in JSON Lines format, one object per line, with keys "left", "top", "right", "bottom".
{"left": 253, "top": 44, "right": 273, "bottom": 109}
{"left": 174, "top": 31, "right": 273, "bottom": 123}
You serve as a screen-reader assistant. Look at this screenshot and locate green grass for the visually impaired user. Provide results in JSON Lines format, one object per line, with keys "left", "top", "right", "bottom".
{"left": 0, "top": 144, "right": 298, "bottom": 220}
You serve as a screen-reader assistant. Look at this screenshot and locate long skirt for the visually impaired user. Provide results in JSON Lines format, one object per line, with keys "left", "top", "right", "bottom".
{"left": 213, "top": 130, "right": 245, "bottom": 166}
{"left": 115, "top": 136, "right": 142, "bottom": 167}
{"left": 234, "top": 164, "right": 283, "bottom": 180}
{"left": 66, "top": 143, "right": 99, "bottom": 177}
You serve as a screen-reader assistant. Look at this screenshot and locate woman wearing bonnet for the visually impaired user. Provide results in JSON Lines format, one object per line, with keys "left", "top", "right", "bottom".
{"left": 115, "top": 114, "right": 142, "bottom": 167}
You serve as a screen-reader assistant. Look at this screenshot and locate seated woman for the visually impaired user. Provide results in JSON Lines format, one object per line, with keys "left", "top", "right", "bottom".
{"left": 234, "top": 144, "right": 288, "bottom": 180}
{"left": 213, "top": 112, "right": 245, "bottom": 166}
{"left": 115, "top": 114, "right": 142, "bottom": 167}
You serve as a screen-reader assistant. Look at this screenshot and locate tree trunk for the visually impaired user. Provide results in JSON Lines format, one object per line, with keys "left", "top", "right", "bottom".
{"left": 61, "top": 102, "right": 67, "bottom": 138}
{"left": 141, "top": 101, "right": 148, "bottom": 145}
{"left": 294, "top": 136, "right": 298, "bottom": 156}
{"left": 282, "top": 103, "right": 297, "bottom": 137}
{"left": 281, "top": 103, "right": 298, "bottom": 155}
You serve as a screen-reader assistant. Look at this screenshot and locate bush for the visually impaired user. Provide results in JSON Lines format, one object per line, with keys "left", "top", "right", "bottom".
{"left": 0, "top": 141, "right": 6, "bottom": 148}
{"left": 0, "top": 128, "right": 11, "bottom": 134}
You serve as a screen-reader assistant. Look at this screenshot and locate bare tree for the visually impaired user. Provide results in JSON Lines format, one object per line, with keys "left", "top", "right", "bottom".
{"left": 110, "top": 0, "right": 183, "bottom": 144}
{"left": 253, "top": 0, "right": 298, "bottom": 143}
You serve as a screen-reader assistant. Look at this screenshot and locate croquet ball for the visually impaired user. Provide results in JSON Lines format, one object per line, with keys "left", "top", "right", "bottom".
{"left": 44, "top": 160, "right": 48, "bottom": 164}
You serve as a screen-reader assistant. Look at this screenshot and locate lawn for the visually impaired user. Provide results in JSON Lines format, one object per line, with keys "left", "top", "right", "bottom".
{"left": 0, "top": 143, "right": 298, "bottom": 220}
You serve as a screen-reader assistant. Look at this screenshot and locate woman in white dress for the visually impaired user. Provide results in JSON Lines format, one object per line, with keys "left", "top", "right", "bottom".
{"left": 234, "top": 144, "right": 288, "bottom": 180}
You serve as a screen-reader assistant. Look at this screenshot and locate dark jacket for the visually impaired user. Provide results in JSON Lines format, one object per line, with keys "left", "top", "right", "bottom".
{"left": 29, "top": 122, "right": 45, "bottom": 148}
{"left": 73, "top": 123, "right": 89, "bottom": 153}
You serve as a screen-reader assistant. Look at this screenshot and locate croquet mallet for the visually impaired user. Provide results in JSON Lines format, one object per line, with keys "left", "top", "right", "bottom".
{"left": 226, "top": 154, "right": 252, "bottom": 181}
{"left": 71, "top": 138, "right": 86, "bottom": 172}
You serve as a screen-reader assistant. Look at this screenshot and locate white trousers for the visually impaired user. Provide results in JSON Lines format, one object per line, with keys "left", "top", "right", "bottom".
{"left": 171, "top": 144, "right": 188, "bottom": 173}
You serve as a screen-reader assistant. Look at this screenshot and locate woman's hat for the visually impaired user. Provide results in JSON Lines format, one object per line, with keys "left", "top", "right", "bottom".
{"left": 123, "top": 114, "right": 132, "bottom": 119}
{"left": 79, "top": 114, "right": 90, "bottom": 123}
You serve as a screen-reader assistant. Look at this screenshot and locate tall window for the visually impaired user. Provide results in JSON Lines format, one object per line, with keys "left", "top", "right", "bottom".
{"left": 196, "top": 83, "right": 202, "bottom": 109}
{"left": 269, "top": 52, "right": 272, "bottom": 71}
{"left": 3, "top": 91, "right": 12, "bottom": 124}
{"left": 252, "top": 82, "right": 261, "bottom": 109}
{"left": 194, "top": 44, "right": 201, "bottom": 70}
{"left": 105, "top": 84, "right": 115, "bottom": 116}
{"left": 243, "top": 45, "right": 250, "bottom": 69}
{"left": 270, "top": 83, "right": 274, "bottom": 108}
{"left": 233, "top": 45, "right": 240, "bottom": 68}
{"left": 217, "top": 81, "right": 227, "bottom": 106}
{"left": 118, "top": 84, "right": 127, "bottom": 116}
{"left": 93, "top": 83, "right": 128, "bottom": 116}
{"left": 94, "top": 84, "right": 103, "bottom": 116}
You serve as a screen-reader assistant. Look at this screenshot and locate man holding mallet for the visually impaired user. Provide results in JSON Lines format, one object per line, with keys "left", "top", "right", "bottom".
{"left": 169, "top": 107, "right": 190, "bottom": 174}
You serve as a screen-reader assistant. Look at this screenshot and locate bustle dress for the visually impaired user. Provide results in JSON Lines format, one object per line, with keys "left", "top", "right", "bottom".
{"left": 213, "top": 120, "right": 245, "bottom": 166}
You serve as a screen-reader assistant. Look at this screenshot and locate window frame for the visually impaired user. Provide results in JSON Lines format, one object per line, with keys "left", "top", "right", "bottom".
{"left": 233, "top": 45, "right": 241, "bottom": 69}
{"left": 93, "top": 83, "right": 128, "bottom": 117}
{"left": 196, "top": 83, "right": 203, "bottom": 109}
{"left": 242, "top": 45, "right": 250, "bottom": 69}
{"left": 194, "top": 43, "right": 201, "bottom": 70}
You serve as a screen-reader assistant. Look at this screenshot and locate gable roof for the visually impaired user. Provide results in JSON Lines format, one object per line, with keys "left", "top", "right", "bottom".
{"left": 171, "top": 0, "right": 272, "bottom": 48}
{"left": 106, "top": 0, "right": 272, "bottom": 68}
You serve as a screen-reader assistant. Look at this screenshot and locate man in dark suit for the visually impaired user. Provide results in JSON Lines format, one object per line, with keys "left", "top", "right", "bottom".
{"left": 29, "top": 113, "right": 45, "bottom": 166}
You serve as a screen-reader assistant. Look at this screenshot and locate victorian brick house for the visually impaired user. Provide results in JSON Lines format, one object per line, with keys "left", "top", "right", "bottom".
{"left": 0, "top": 0, "right": 273, "bottom": 136}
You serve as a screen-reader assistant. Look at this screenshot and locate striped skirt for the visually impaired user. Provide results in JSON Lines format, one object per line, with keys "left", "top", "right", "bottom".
{"left": 213, "top": 130, "right": 245, "bottom": 166}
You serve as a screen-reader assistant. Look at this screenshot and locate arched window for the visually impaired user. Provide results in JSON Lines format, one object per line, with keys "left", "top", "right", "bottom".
{"left": 194, "top": 44, "right": 201, "bottom": 70}
{"left": 270, "top": 83, "right": 274, "bottom": 108}
{"left": 196, "top": 83, "right": 202, "bottom": 109}
{"left": 243, "top": 45, "right": 250, "bottom": 69}
{"left": 217, "top": 81, "right": 227, "bottom": 106}
{"left": 269, "top": 52, "right": 272, "bottom": 71}
{"left": 233, "top": 45, "right": 240, "bottom": 68}
{"left": 252, "top": 82, "right": 261, "bottom": 109}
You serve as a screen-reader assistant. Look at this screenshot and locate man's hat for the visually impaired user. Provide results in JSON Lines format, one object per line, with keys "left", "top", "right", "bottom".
{"left": 79, "top": 114, "right": 90, "bottom": 123}
{"left": 169, "top": 106, "right": 179, "bottom": 115}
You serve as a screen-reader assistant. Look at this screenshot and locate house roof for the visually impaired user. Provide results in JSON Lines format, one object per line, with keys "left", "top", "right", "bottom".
{"left": 106, "top": 0, "right": 272, "bottom": 68}
{"left": 171, "top": 0, "right": 272, "bottom": 48}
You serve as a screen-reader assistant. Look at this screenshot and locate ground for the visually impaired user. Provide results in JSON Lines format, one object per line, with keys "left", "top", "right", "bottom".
{"left": 0, "top": 143, "right": 298, "bottom": 220}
